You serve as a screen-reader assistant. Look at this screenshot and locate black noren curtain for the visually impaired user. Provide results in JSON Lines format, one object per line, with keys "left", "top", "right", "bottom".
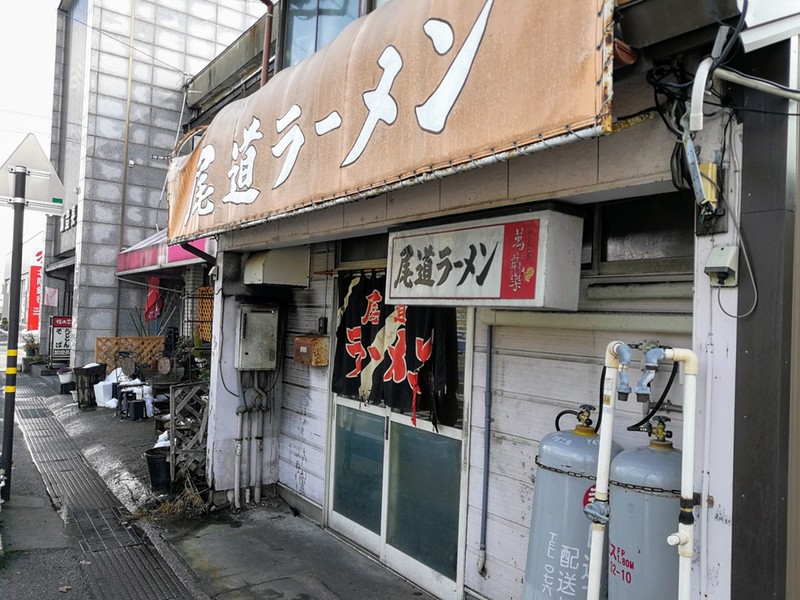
{"left": 332, "top": 272, "right": 459, "bottom": 427}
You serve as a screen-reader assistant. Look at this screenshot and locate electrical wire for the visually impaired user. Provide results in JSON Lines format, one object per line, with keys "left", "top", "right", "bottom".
{"left": 554, "top": 409, "right": 578, "bottom": 432}
{"left": 711, "top": 0, "right": 748, "bottom": 71}
{"left": 218, "top": 312, "right": 238, "bottom": 396}
{"left": 714, "top": 201, "right": 758, "bottom": 319}
{"left": 594, "top": 366, "right": 606, "bottom": 433}
{"left": 614, "top": 106, "right": 659, "bottom": 122}
{"left": 704, "top": 99, "right": 800, "bottom": 117}
{"left": 155, "top": 86, "right": 189, "bottom": 225}
{"left": 67, "top": 14, "right": 189, "bottom": 76}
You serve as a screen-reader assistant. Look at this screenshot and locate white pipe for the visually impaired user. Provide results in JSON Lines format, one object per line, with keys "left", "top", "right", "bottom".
{"left": 587, "top": 523, "right": 606, "bottom": 600}
{"left": 234, "top": 371, "right": 249, "bottom": 509}
{"left": 691, "top": 61, "right": 800, "bottom": 134}
{"left": 586, "top": 341, "right": 628, "bottom": 600}
{"left": 664, "top": 348, "right": 699, "bottom": 600}
{"left": 244, "top": 410, "right": 252, "bottom": 505}
{"left": 234, "top": 410, "right": 243, "bottom": 509}
{"left": 715, "top": 67, "right": 800, "bottom": 102}
{"left": 690, "top": 57, "right": 714, "bottom": 131}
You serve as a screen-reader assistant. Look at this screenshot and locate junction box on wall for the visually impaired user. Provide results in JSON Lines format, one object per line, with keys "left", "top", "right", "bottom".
{"left": 235, "top": 305, "right": 279, "bottom": 370}
{"left": 704, "top": 245, "right": 739, "bottom": 287}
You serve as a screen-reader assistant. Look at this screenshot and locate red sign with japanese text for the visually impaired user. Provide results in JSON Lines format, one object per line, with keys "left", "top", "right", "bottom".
{"left": 27, "top": 265, "right": 42, "bottom": 330}
{"left": 500, "top": 220, "right": 539, "bottom": 300}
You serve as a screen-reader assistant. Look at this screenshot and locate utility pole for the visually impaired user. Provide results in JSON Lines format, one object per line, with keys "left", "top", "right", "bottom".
{"left": 1, "top": 166, "right": 28, "bottom": 501}
{"left": 0, "top": 134, "right": 66, "bottom": 503}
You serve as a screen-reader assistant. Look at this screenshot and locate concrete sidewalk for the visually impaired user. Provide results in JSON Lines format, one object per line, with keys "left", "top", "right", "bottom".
{"left": 1, "top": 371, "right": 430, "bottom": 599}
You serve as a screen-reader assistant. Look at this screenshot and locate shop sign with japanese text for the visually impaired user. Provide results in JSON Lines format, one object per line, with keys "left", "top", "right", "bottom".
{"left": 168, "top": 0, "right": 612, "bottom": 243}
{"left": 49, "top": 316, "right": 72, "bottom": 359}
{"left": 386, "top": 211, "right": 583, "bottom": 309}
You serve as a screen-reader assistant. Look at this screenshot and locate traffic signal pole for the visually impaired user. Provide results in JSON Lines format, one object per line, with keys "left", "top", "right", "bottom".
{"left": 1, "top": 165, "right": 28, "bottom": 501}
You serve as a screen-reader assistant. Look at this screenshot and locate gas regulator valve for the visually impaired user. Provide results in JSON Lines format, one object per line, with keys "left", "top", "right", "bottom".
{"left": 647, "top": 416, "right": 673, "bottom": 442}
{"left": 577, "top": 404, "right": 596, "bottom": 428}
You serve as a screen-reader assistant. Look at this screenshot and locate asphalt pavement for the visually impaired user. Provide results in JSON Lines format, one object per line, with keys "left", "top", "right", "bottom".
{"left": 0, "top": 346, "right": 431, "bottom": 600}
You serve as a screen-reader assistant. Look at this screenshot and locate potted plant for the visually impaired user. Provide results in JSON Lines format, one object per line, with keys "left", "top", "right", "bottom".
{"left": 22, "top": 333, "right": 39, "bottom": 357}
{"left": 57, "top": 366, "right": 73, "bottom": 384}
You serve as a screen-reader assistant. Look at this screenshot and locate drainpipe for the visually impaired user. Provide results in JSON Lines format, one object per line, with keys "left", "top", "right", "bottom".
{"left": 663, "top": 347, "right": 699, "bottom": 600}
{"left": 259, "top": 1, "right": 275, "bottom": 88}
{"left": 234, "top": 371, "right": 248, "bottom": 509}
{"left": 252, "top": 371, "right": 268, "bottom": 504}
{"left": 585, "top": 341, "right": 632, "bottom": 600}
{"left": 477, "top": 325, "right": 493, "bottom": 576}
{"left": 244, "top": 374, "right": 258, "bottom": 505}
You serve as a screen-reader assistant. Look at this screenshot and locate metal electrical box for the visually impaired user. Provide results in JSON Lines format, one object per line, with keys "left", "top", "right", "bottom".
{"left": 235, "top": 306, "right": 278, "bottom": 370}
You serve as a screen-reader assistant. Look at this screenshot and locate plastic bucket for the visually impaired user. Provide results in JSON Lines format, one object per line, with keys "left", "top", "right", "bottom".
{"left": 143, "top": 447, "right": 170, "bottom": 492}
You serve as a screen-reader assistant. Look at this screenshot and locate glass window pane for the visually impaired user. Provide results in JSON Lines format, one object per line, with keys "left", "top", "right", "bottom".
{"left": 387, "top": 423, "right": 461, "bottom": 579}
{"left": 318, "top": 0, "right": 359, "bottom": 51}
{"left": 333, "top": 406, "right": 385, "bottom": 534}
{"left": 284, "top": 0, "right": 319, "bottom": 68}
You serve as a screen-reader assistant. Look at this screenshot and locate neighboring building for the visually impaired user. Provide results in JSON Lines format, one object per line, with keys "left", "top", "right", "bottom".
{"left": 167, "top": 1, "right": 798, "bottom": 599}
{"left": 45, "top": 0, "right": 265, "bottom": 365}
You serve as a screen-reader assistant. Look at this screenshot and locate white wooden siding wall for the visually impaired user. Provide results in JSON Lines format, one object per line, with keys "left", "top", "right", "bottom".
{"left": 464, "top": 319, "right": 691, "bottom": 600}
{"left": 277, "top": 244, "right": 333, "bottom": 507}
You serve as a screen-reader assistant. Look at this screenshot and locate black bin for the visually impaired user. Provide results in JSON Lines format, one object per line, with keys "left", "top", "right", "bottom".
{"left": 128, "top": 399, "right": 145, "bottom": 421}
{"left": 72, "top": 363, "right": 107, "bottom": 409}
{"left": 143, "top": 447, "right": 170, "bottom": 493}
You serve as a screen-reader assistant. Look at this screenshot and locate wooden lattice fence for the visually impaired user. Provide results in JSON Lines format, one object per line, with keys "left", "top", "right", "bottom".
{"left": 169, "top": 382, "right": 209, "bottom": 488}
{"left": 95, "top": 336, "right": 165, "bottom": 373}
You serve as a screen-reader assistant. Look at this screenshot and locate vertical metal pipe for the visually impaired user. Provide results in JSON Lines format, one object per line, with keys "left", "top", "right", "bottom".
{"left": 259, "top": 2, "right": 275, "bottom": 88}
{"left": 1, "top": 167, "right": 28, "bottom": 501}
{"left": 477, "top": 324, "right": 492, "bottom": 575}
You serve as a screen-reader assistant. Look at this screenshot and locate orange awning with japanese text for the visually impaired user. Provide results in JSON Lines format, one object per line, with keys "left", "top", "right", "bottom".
{"left": 168, "top": 0, "right": 613, "bottom": 242}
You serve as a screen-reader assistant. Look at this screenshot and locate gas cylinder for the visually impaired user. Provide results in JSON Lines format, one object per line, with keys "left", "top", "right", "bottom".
{"left": 523, "top": 406, "right": 621, "bottom": 600}
{"left": 607, "top": 417, "right": 681, "bottom": 599}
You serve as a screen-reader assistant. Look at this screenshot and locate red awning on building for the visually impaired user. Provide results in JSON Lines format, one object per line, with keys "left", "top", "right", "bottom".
{"left": 116, "top": 229, "right": 216, "bottom": 276}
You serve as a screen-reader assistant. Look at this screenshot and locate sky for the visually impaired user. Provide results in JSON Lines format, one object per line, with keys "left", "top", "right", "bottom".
{"left": 0, "top": 2, "right": 60, "bottom": 270}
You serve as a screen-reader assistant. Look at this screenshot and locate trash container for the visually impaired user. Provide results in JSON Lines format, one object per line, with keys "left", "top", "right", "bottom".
{"left": 143, "top": 447, "right": 170, "bottom": 493}
{"left": 72, "top": 363, "right": 107, "bottom": 409}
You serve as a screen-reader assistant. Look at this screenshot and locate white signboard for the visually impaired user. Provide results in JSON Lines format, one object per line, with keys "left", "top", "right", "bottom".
{"left": 49, "top": 316, "right": 72, "bottom": 360}
{"left": 386, "top": 210, "right": 583, "bottom": 309}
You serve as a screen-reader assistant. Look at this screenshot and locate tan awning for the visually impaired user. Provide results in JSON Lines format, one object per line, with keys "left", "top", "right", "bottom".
{"left": 168, "top": 0, "right": 613, "bottom": 243}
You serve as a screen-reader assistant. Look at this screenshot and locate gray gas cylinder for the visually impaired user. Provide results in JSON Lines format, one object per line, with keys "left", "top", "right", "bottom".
{"left": 607, "top": 437, "right": 682, "bottom": 599}
{"left": 523, "top": 418, "right": 621, "bottom": 600}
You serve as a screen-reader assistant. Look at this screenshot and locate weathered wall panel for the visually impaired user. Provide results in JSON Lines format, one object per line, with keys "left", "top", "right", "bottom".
{"left": 277, "top": 244, "right": 333, "bottom": 507}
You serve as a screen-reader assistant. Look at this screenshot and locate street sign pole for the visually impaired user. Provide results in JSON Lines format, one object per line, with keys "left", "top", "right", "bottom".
{"left": 0, "top": 135, "right": 66, "bottom": 502}
{"left": 1, "top": 166, "right": 28, "bottom": 501}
